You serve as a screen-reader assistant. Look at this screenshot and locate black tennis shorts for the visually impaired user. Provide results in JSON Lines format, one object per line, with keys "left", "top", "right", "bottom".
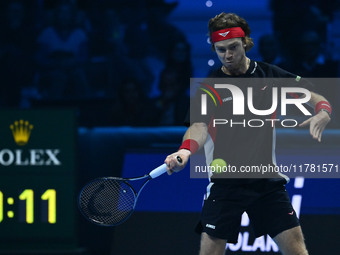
{"left": 195, "top": 178, "right": 300, "bottom": 244}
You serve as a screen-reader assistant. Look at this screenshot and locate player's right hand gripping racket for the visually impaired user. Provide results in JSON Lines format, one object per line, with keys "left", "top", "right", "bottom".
{"left": 78, "top": 156, "right": 182, "bottom": 226}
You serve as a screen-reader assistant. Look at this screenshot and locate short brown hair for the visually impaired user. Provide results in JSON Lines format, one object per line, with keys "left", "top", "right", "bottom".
{"left": 208, "top": 12, "right": 254, "bottom": 52}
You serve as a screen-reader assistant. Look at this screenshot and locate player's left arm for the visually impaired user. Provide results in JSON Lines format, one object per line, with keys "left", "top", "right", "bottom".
{"left": 299, "top": 91, "right": 331, "bottom": 142}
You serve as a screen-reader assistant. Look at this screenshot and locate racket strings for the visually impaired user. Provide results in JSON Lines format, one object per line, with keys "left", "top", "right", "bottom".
{"left": 79, "top": 179, "right": 136, "bottom": 225}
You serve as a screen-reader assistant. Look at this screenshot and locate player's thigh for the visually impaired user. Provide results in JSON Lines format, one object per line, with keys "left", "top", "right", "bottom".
{"left": 199, "top": 232, "right": 226, "bottom": 255}
{"left": 273, "top": 226, "right": 308, "bottom": 255}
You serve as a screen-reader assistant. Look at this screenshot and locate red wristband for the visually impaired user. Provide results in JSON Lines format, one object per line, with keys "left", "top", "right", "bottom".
{"left": 315, "top": 101, "right": 332, "bottom": 115}
{"left": 179, "top": 139, "right": 199, "bottom": 154}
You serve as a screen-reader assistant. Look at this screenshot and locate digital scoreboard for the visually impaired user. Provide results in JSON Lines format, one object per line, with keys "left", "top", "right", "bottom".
{"left": 0, "top": 109, "right": 78, "bottom": 252}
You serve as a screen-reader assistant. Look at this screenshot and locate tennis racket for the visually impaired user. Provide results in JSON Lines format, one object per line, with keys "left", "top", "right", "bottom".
{"left": 78, "top": 156, "right": 182, "bottom": 226}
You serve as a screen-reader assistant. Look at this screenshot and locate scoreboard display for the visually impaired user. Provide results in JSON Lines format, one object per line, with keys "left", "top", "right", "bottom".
{"left": 0, "top": 109, "right": 78, "bottom": 252}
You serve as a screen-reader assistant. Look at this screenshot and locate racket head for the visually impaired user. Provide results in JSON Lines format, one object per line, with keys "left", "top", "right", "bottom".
{"left": 78, "top": 177, "right": 137, "bottom": 226}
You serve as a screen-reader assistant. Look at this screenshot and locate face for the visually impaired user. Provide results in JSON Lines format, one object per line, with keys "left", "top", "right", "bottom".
{"left": 214, "top": 38, "right": 246, "bottom": 72}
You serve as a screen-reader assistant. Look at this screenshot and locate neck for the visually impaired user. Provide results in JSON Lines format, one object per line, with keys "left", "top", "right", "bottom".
{"left": 222, "top": 56, "right": 250, "bottom": 76}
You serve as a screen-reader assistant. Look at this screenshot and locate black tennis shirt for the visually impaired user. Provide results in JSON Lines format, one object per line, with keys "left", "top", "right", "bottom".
{"left": 186, "top": 60, "right": 314, "bottom": 183}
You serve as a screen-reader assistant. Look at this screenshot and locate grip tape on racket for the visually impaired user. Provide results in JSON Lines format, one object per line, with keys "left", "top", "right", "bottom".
{"left": 149, "top": 156, "right": 183, "bottom": 179}
{"left": 149, "top": 163, "right": 167, "bottom": 179}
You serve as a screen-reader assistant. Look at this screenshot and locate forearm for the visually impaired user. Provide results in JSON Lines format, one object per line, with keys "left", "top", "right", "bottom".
{"left": 182, "top": 122, "right": 208, "bottom": 151}
{"left": 308, "top": 91, "right": 329, "bottom": 108}
{"left": 165, "top": 122, "right": 208, "bottom": 174}
{"left": 307, "top": 91, "right": 332, "bottom": 117}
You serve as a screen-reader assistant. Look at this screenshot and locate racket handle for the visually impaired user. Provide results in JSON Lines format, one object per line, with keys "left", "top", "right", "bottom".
{"left": 149, "top": 156, "right": 182, "bottom": 179}
{"left": 149, "top": 163, "right": 167, "bottom": 179}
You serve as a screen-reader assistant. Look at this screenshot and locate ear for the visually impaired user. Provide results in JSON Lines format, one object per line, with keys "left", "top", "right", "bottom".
{"left": 241, "top": 38, "right": 247, "bottom": 49}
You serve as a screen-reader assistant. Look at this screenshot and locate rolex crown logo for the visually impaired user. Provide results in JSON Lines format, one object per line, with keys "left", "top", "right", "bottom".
{"left": 10, "top": 120, "right": 34, "bottom": 146}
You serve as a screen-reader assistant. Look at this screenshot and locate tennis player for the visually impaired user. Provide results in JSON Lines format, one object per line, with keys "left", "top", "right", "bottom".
{"left": 165, "top": 12, "right": 331, "bottom": 255}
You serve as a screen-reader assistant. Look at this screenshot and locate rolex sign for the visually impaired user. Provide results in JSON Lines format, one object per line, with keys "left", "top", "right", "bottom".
{"left": 0, "top": 109, "right": 76, "bottom": 173}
